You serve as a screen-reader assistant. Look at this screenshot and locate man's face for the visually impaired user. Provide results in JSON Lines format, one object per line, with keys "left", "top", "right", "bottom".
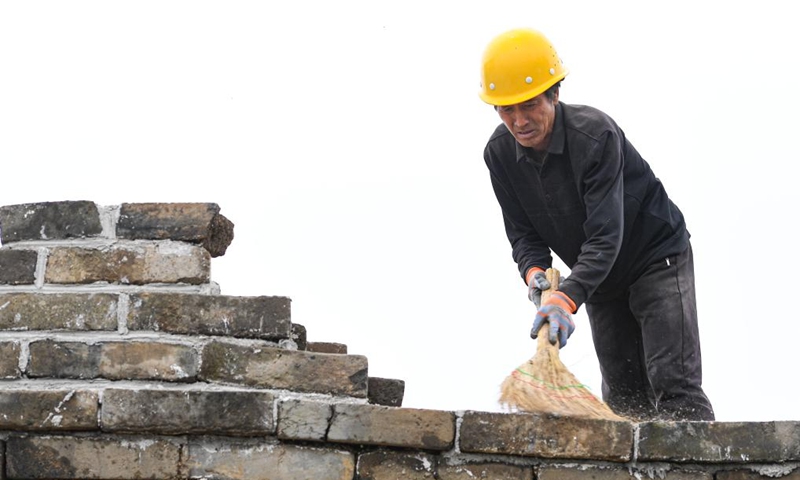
{"left": 496, "top": 91, "right": 558, "bottom": 151}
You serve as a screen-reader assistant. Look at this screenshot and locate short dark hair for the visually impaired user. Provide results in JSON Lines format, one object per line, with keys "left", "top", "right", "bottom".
{"left": 543, "top": 81, "right": 562, "bottom": 101}
{"left": 492, "top": 80, "right": 562, "bottom": 111}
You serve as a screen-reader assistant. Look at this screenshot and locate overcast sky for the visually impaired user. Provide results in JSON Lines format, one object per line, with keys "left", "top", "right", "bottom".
{"left": 2, "top": 1, "right": 799, "bottom": 422}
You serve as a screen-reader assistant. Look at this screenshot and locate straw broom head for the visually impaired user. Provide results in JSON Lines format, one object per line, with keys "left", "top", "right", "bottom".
{"left": 499, "top": 268, "right": 626, "bottom": 421}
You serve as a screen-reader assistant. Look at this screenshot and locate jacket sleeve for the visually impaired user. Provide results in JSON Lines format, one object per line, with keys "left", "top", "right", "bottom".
{"left": 558, "top": 130, "right": 625, "bottom": 307}
{"left": 484, "top": 146, "right": 552, "bottom": 283}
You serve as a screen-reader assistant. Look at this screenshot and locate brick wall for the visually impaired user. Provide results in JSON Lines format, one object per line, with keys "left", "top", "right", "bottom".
{"left": 0, "top": 201, "right": 796, "bottom": 480}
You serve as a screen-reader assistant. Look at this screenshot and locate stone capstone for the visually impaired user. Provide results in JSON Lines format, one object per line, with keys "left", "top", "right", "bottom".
{"left": 638, "top": 421, "right": 800, "bottom": 463}
{"left": 326, "top": 403, "right": 455, "bottom": 450}
{"left": 459, "top": 411, "right": 632, "bottom": 461}
{"left": 277, "top": 399, "right": 333, "bottom": 441}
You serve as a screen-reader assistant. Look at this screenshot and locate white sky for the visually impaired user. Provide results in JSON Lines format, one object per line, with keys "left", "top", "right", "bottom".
{"left": 2, "top": 1, "right": 799, "bottom": 422}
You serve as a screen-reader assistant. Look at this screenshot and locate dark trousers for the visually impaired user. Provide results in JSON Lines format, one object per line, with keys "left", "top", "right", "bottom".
{"left": 585, "top": 245, "right": 715, "bottom": 421}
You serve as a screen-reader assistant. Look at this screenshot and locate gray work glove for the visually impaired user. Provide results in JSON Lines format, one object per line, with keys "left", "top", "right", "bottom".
{"left": 527, "top": 270, "right": 565, "bottom": 308}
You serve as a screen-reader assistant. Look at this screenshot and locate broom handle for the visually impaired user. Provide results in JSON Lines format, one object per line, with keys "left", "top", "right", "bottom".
{"left": 536, "top": 267, "right": 561, "bottom": 351}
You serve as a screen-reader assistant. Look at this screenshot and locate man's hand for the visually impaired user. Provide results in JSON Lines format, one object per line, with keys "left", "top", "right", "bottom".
{"left": 530, "top": 291, "right": 576, "bottom": 348}
{"left": 527, "top": 269, "right": 565, "bottom": 308}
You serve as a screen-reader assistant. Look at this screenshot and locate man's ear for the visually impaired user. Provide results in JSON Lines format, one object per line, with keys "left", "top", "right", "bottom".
{"left": 552, "top": 87, "right": 560, "bottom": 105}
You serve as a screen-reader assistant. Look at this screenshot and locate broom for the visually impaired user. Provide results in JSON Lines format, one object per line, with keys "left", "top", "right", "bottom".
{"left": 499, "top": 267, "right": 625, "bottom": 420}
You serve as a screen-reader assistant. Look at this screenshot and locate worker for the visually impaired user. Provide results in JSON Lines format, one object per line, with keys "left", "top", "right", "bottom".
{"left": 480, "top": 28, "right": 714, "bottom": 421}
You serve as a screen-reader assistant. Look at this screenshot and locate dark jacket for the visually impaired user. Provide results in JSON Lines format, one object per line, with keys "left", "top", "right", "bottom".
{"left": 483, "top": 102, "right": 689, "bottom": 308}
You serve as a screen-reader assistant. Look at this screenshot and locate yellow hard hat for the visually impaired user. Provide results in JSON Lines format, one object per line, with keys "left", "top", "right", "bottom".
{"left": 479, "top": 28, "right": 568, "bottom": 106}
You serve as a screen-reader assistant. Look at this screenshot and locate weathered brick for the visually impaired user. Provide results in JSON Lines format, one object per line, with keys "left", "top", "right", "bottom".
{"left": 100, "top": 341, "right": 198, "bottom": 381}
{"left": 717, "top": 469, "right": 800, "bottom": 480}
{"left": 439, "top": 461, "right": 532, "bottom": 480}
{"left": 127, "top": 292, "right": 291, "bottom": 340}
{"left": 200, "top": 340, "right": 368, "bottom": 397}
{"left": 102, "top": 388, "right": 274, "bottom": 435}
{"left": 0, "top": 249, "right": 37, "bottom": 285}
{"left": 307, "top": 341, "right": 348, "bottom": 354}
{"left": 117, "top": 203, "right": 235, "bottom": 258}
{"left": 0, "top": 200, "right": 102, "bottom": 244}
{"left": 0, "top": 390, "right": 98, "bottom": 431}
{"left": 327, "top": 403, "right": 455, "bottom": 450}
{"left": 45, "top": 243, "right": 210, "bottom": 285}
{"left": 459, "top": 411, "right": 632, "bottom": 461}
{"left": 638, "top": 421, "right": 800, "bottom": 463}
{"left": 0, "top": 341, "right": 21, "bottom": 378}
{"left": 28, "top": 340, "right": 101, "bottom": 379}
{"left": 188, "top": 438, "right": 355, "bottom": 480}
{"left": 368, "top": 376, "right": 405, "bottom": 407}
{"left": 28, "top": 340, "right": 198, "bottom": 381}
{"left": 117, "top": 202, "right": 218, "bottom": 239}
{"left": 292, "top": 323, "right": 307, "bottom": 349}
{"left": 537, "top": 466, "right": 709, "bottom": 480}
{"left": 6, "top": 435, "right": 183, "bottom": 478}
{"left": 277, "top": 399, "right": 332, "bottom": 441}
{"left": 0, "top": 293, "right": 118, "bottom": 331}
{"left": 356, "top": 451, "right": 437, "bottom": 479}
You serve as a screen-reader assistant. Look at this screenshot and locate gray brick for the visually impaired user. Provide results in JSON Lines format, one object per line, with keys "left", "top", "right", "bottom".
{"left": 0, "top": 249, "right": 37, "bottom": 285}
{"left": 6, "top": 435, "right": 183, "bottom": 478}
{"left": 356, "top": 451, "right": 437, "bottom": 479}
{"left": 717, "top": 469, "right": 800, "bottom": 480}
{"left": 188, "top": 438, "right": 355, "bottom": 480}
{"left": 117, "top": 202, "right": 218, "bottom": 240}
{"left": 0, "top": 341, "right": 21, "bottom": 378}
{"left": 327, "top": 403, "right": 455, "bottom": 450}
{"left": 28, "top": 340, "right": 198, "bottom": 381}
{"left": 45, "top": 244, "right": 210, "bottom": 285}
{"left": 368, "top": 376, "right": 405, "bottom": 407}
{"left": 0, "top": 293, "right": 118, "bottom": 331}
{"left": 127, "top": 292, "right": 291, "bottom": 339}
{"left": 459, "top": 411, "right": 632, "bottom": 461}
{"left": 638, "top": 421, "right": 800, "bottom": 462}
{"left": 292, "top": 323, "right": 307, "bottom": 350}
{"left": 0, "top": 390, "right": 98, "bottom": 431}
{"left": 200, "top": 340, "right": 368, "bottom": 397}
{"left": 0, "top": 200, "right": 102, "bottom": 244}
{"left": 277, "top": 399, "right": 333, "bottom": 441}
{"left": 538, "top": 466, "right": 661, "bottom": 480}
{"left": 439, "top": 461, "right": 532, "bottom": 480}
{"left": 27, "top": 340, "right": 101, "bottom": 379}
{"left": 117, "top": 203, "right": 235, "bottom": 258}
{"left": 99, "top": 341, "right": 198, "bottom": 381}
{"left": 307, "top": 341, "right": 347, "bottom": 354}
{"left": 102, "top": 388, "right": 274, "bottom": 435}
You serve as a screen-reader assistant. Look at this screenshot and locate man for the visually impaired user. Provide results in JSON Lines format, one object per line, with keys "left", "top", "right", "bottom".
{"left": 480, "top": 28, "right": 714, "bottom": 421}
